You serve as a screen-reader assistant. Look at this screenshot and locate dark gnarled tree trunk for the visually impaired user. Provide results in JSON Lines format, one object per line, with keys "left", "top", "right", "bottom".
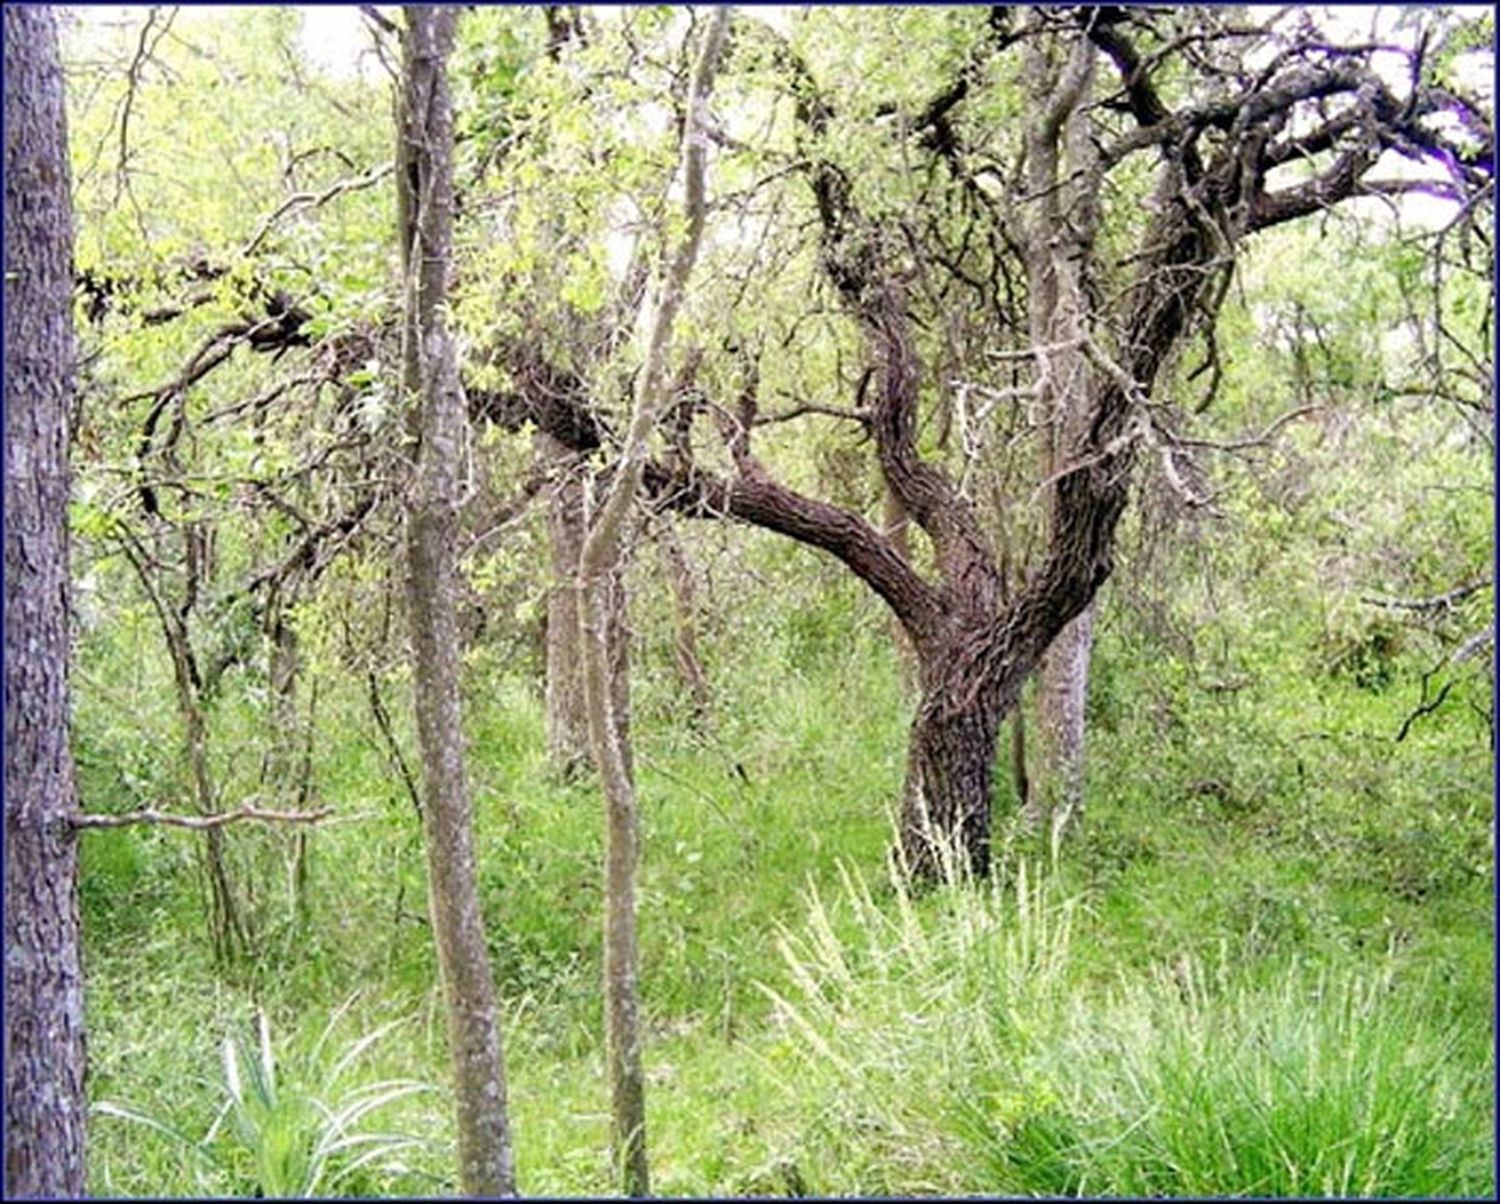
{"left": 4, "top": 6, "right": 89, "bottom": 1196}
{"left": 900, "top": 688, "right": 1003, "bottom": 878}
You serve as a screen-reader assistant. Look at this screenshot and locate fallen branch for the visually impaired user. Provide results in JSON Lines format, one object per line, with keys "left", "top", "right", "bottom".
{"left": 73, "top": 804, "right": 339, "bottom": 831}
{"left": 1362, "top": 577, "right": 1493, "bottom": 612}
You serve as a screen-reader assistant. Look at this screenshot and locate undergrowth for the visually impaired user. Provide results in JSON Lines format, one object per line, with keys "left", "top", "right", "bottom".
{"left": 77, "top": 538, "right": 1493, "bottom": 1197}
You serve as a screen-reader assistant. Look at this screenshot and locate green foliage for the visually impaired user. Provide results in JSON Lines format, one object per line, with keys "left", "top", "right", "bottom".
{"left": 761, "top": 860, "right": 1492, "bottom": 1197}
{"left": 61, "top": 6, "right": 1492, "bottom": 1199}
{"left": 94, "top": 1001, "right": 435, "bottom": 1197}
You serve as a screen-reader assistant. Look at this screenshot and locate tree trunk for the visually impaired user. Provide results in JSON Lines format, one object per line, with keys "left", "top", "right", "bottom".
{"left": 899, "top": 690, "right": 1002, "bottom": 880}
{"left": 576, "top": 12, "right": 730, "bottom": 1194}
{"left": 114, "top": 524, "right": 247, "bottom": 963}
{"left": 538, "top": 430, "right": 591, "bottom": 774}
{"left": 538, "top": 429, "right": 633, "bottom": 777}
{"left": 4, "top": 7, "right": 89, "bottom": 1195}
{"left": 656, "top": 519, "right": 711, "bottom": 725}
{"left": 1032, "top": 604, "right": 1094, "bottom": 847}
{"left": 1022, "top": 35, "right": 1098, "bottom": 848}
{"left": 398, "top": 8, "right": 516, "bottom": 1196}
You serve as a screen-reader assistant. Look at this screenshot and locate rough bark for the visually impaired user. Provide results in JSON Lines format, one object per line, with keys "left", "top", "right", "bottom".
{"left": 577, "top": 10, "right": 731, "bottom": 1195}
{"left": 4, "top": 7, "right": 89, "bottom": 1195}
{"left": 900, "top": 687, "right": 1003, "bottom": 879}
{"left": 398, "top": 8, "right": 516, "bottom": 1196}
{"left": 882, "top": 486, "right": 918, "bottom": 695}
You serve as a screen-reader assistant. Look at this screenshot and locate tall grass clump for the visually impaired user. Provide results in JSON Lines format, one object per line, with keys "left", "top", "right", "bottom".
{"left": 762, "top": 848, "right": 1494, "bottom": 1198}
{"left": 1032, "top": 962, "right": 1494, "bottom": 1198}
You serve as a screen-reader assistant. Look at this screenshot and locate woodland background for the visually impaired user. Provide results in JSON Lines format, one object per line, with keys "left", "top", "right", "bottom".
{"left": 5, "top": 4, "right": 1494, "bottom": 1198}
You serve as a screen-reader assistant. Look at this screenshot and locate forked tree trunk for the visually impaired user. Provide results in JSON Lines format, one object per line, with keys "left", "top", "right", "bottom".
{"left": 508, "top": 13, "right": 1424, "bottom": 881}
{"left": 398, "top": 8, "right": 516, "bottom": 1196}
{"left": 577, "top": 11, "right": 731, "bottom": 1194}
{"left": 4, "top": 7, "right": 89, "bottom": 1195}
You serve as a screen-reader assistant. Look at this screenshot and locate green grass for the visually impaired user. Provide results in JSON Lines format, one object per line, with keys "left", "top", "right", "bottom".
{"left": 757, "top": 858, "right": 1492, "bottom": 1196}
{"left": 76, "top": 551, "right": 1494, "bottom": 1197}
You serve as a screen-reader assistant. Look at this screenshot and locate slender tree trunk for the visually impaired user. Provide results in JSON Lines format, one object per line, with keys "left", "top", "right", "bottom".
{"left": 578, "top": 552, "right": 649, "bottom": 1193}
{"left": 1022, "top": 36, "right": 1098, "bottom": 846}
{"left": 4, "top": 7, "right": 89, "bottom": 1195}
{"left": 539, "top": 429, "right": 633, "bottom": 776}
{"left": 265, "top": 613, "right": 312, "bottom": 919}
{"left": 1034, "top": 605, "right": 1094, "bottom": 846}
{"left": 398, "top": 9, "right": 516, "bottom": 1195}
{"left": 185, "top": 692, "right": 246, "bottom": 961}
{"left": 538, "top": 430, "right": 592, "bottom": 773}
{"left": 115, "top": 527, "right": 246, "bottom": 962}
{"left": 577, "top": 11, "right": 731, "bottom": 1194}
{"left": 656, "top": 519, "right": 711, "bottom": 724}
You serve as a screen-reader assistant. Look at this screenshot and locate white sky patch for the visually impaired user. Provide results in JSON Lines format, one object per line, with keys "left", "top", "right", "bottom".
{"left": 298, "top": 5, "right": 383, "bottom": 82}
{"left": 1245, "top": 5, "right": 1493, "bottom": 232}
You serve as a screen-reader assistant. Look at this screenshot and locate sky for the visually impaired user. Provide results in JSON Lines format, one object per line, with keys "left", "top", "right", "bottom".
{"left": 299, "top": 4, "right": 380, "bottom": 80}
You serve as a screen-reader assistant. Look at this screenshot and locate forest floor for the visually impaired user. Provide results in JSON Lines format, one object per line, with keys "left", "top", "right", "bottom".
{"left": 78, "top": 604, "right": 1494, "bottom": 1197}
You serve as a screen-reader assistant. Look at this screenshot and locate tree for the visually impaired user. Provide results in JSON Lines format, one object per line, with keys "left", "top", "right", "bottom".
{"left": 576, "top": 10, "right": 732, "bottom": 1193}
{"left": 397, "top": 7, "right": 516, "bottom": 1195}
{"left": 4, "top": 5, "right": 89, "bottom": 1195}
{"left": 497, "top": 6, "right": 1492, "bottom": 876}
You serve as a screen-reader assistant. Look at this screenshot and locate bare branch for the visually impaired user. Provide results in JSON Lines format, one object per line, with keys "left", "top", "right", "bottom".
{"left": 241, "top": 161, "right": 394, "bottom": 257}
{"left": 73, "top": 804, "right": 342, "bottom": 831}
{"left": 753, "top": 400, "right": 869, "bottom": 427}
{"left": 1169, "top": 404, "right": 1323, "bottom": 452}
{"left": 1362, "top": 578, "right": 1493, "bottom": 613}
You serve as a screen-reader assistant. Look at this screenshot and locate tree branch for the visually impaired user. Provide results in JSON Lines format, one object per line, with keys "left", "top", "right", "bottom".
{"left": 1362, "top": 578, "right": 1493, "bottom": 613}
{"left": 241, "top": 161, "right": 394, "bottom": 257}
{"left": 73, "top": 804, "right": 341, "bottom": 830}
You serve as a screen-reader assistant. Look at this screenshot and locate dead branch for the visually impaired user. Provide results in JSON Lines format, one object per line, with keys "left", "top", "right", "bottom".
{"left": 753, "top": 400, "right": 869, "bottom": 427}
{"left": 242, "top": 161, "right": 394, "bottom": 257}
{"left": 73, "top": 804, "right": 340, "bottom": 831}
{"left": 1168, "top": 404, "right": 1323, "bottom": 452}
{"left": 1362, "top": 578, "right": 1493, "bottom": 613}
